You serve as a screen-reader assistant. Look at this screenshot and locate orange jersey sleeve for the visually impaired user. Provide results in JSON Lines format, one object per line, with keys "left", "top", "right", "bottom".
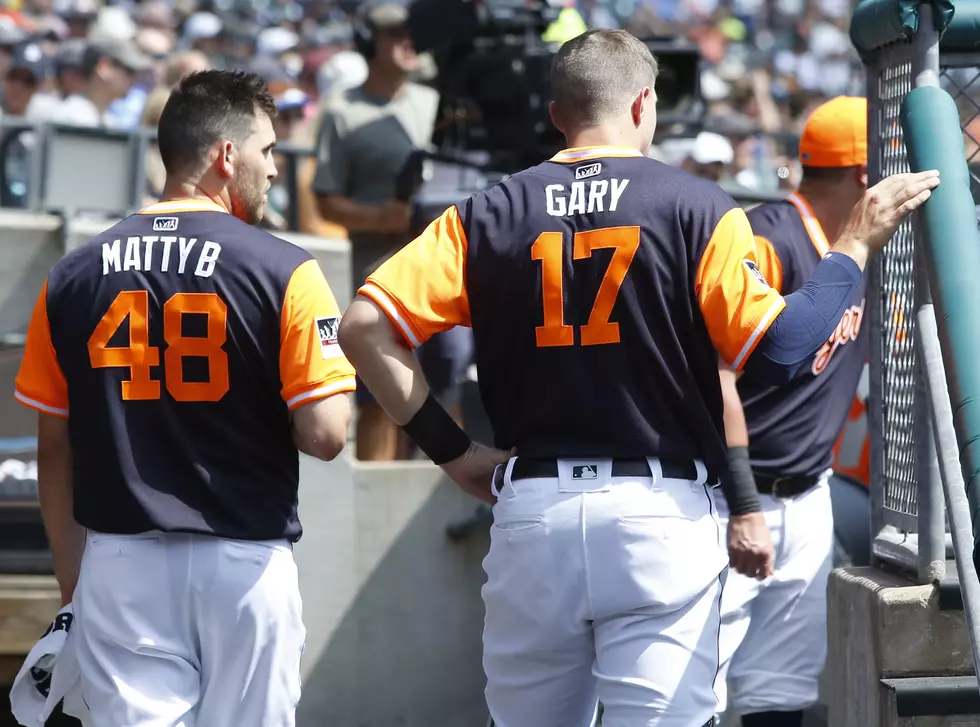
{"left": 15, "top": 279, "right": 69, "bottom": 418}
{"left": 753, "top": 235, "right": 784, "bottom": 295}
{"left": 696, "top": 207, "right": 786, "bottom": 372}
{"left": 280, "top": 259, "right": 356, "bottom": 410}
{"left": 357, "top": 205, "right": 471, "bottom": 348}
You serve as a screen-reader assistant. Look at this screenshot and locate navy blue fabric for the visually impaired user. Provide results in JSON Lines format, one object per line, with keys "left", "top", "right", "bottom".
{"left": 46, "top": 210, "right": 314, "bottom": 541}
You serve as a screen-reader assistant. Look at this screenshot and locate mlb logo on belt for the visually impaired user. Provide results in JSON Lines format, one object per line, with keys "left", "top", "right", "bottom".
{"left": 572, "top": 465, "right": 598, "bottom": 480}
{"left": 152, "top": 217, "right": 178, "bottom": 232}
{"left": 315, "top": 316, "right": 342, "bottom": 360}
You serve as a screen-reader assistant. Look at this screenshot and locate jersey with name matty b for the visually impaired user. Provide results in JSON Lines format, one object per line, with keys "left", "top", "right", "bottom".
{"left": 13, "top": 199, "right": 356, "bottom": 542}
{"left": 358, "top": 146, "right": 787, "bottom": 476}
{"left": 738, "top": 194, "right": 868, "bottom": 478}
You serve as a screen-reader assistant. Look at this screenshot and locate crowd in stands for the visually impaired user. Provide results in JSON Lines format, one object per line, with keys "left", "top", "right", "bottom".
{"left": 0, "top": 0, "right": 867, "bottom": 215}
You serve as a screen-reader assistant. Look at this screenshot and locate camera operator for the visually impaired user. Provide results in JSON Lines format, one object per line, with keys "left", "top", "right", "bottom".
{"left": 313, "top": 1, "right": 472, "bottom": 461}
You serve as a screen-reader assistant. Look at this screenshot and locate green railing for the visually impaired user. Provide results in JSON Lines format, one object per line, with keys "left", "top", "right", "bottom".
{"left": 853, "top": 0, "right": 980, "bottom": 679}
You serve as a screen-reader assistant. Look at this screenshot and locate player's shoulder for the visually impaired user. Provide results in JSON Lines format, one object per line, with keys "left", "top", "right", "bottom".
{"left": 49, "top": 211, "right": 314, "bottom": 294}
{"left": 457, "top": 155, "right": 740, "bottom": 230}
{"left": 745, "top": 199, "right": 808, "bottom": 252}
{"left": 746, "top": 199, "right": 797, "bottom": 233}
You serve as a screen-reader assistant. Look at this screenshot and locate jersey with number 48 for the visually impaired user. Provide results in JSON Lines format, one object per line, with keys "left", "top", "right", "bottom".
{"left": 359, "top": 147, "right": 784, "bottom": 474}
{"left": 14, "top": 199, "right": 356, "bottom": 542}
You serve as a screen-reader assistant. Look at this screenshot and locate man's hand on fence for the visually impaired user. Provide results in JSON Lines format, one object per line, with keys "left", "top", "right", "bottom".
{"left": 833, "top": 169, "right": 940, "bottom": 268}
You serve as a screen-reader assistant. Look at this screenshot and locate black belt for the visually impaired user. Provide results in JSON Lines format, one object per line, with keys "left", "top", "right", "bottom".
{"left": 753, "top": 472, "right": 820, "bottom": 499}
{"left": 510, "top": 457, "right": 704, "bottom": 482}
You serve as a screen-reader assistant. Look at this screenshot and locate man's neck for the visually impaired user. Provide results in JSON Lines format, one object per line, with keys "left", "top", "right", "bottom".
{"left": 362, "top": 69, "right": 408, "bottom": 101}
{"left": 795, "top": 183, "right": 852, "bottom": 244}
{"left": 564, "top": 126, "right": 642, "bottom": 153}
{"left": 158, "top": 182, "right": 230, "bottom": 213}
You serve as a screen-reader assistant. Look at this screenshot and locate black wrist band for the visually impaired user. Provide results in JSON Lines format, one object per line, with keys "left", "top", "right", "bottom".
{"left": 401, "top": 393, "right": 472, "bottom": 465}
{"left": 723, "top": 445, "right": 761, "bottom": 515}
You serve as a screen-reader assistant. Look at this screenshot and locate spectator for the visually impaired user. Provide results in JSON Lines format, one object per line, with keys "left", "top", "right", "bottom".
{"left": 163, "top": 49, "right": 210, "bottom": 87}
{"left": 50, "top": 38, "right": 150, "bottom": 127}
{"left": 313, "top": 1, "right": 462, "bottom": 462}
{"left": 3, "top": 41, "right": 51, "bottom": 119}
{"left": 682, "top": 131, "right": 735, "bottom": 183}
{"left": 53, "top": 38, "right": 86, "bottom": 98}
{"left": 315, "top": 49, "right": 367, "bottom": 103}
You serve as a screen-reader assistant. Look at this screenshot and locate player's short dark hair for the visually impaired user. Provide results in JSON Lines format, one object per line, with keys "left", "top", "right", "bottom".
{"left": 551, "top": 29, "right": 658, "bottom": 128}
{"left": 157, "top": 70, "right": 277, "bottom": 176}
{"left": 801, "top": 165, "right": 861, "bottom": 184}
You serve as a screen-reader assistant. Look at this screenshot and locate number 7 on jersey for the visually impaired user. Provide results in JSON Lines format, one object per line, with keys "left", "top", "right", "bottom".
{"left": 531, "top": 226, "right": 640, "bottom": 347}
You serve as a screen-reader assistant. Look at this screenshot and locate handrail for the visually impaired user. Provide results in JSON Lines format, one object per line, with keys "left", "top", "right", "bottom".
{"left": 919, "top": 304, "right": 980, "bottom": 680}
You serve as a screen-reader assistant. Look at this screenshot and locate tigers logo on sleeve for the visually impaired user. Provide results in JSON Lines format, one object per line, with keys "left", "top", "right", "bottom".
{"left": 315, "top": 317, "right": 342, "bottom": 360}
{"left": 743, "top": 259, "right": 770, "bottom": 288}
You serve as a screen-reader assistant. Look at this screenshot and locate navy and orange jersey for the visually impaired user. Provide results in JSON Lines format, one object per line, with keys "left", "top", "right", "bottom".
{"left": 737, "top": 192, "right": 868, "bottom": 478}
{"left": 14, "top": 198, "right": 355, "bottom": 542}
{"left": 358, "top": 146, "right": 784, "bottom": 475}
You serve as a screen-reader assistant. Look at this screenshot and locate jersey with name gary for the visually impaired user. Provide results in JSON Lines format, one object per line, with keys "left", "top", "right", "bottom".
{"left": 738, "top": 199, "right": 868, "bottom": 477}
{"left": 461, "top": 153, "right": 749, "bottom": 474}
{"left": 44, "top": 208, "right": 322, "bottom": 542}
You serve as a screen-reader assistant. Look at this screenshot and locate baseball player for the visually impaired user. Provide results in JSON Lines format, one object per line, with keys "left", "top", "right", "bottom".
{"left": 338, "top": 31, "right": 936, "bottom": 727}
{"left": 715, "top": 96, "right": 873, "bottom": 726}
{"left": 13, "top": 70, "right": 355, "bottom": 726}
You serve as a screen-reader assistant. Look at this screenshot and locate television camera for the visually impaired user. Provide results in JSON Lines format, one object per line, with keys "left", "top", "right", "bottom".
{"left": 403, "top": 0, "right": 705, "bottom": 178}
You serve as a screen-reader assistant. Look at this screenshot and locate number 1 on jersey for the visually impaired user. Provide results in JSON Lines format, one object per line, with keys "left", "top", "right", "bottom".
{"left": 532, "top": 226, "right": 640, "bottom": 347}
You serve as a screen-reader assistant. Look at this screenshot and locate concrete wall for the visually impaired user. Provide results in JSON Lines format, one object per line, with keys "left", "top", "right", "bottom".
{"left": 294, "top": 457, "right": 489, "bottom": 727}
{"left": 828, "top": 566, "right": 974, "bottom": 727}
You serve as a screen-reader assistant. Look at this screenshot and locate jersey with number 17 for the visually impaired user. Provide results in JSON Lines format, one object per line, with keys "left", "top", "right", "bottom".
{"left": 13, "top": 198, "right": 356, "bottom": 542}
{"left": 357, "top": 146, "right": 784, "bottom": 477}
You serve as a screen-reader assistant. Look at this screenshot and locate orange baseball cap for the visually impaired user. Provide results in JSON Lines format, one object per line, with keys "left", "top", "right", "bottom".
{"left": 798, "top": 96, "right": 868, "bottom": 168}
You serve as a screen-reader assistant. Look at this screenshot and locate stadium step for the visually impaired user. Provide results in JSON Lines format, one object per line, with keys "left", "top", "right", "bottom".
{"left": 881, "top": 676, "right": 980, "bottom": 717}
{"left": 937, "top": 559, "right": 965, "bottom": 611}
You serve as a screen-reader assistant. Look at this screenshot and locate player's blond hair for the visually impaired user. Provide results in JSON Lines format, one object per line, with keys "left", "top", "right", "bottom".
{"left": 550, "top": 29, "right": 659, "bottom": 128}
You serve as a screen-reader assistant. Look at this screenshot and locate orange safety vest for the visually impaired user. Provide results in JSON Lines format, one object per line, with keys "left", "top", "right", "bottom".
{"left": 832, "top": 362, "right": 870, "bottom": 487}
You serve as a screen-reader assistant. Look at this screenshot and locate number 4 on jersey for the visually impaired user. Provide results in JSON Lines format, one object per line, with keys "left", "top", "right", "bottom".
{"left": 88, "top": 290, "right": 230, "bottom": 402}
{"left": 531, "top": 226, "right": 640, "bottom": 347}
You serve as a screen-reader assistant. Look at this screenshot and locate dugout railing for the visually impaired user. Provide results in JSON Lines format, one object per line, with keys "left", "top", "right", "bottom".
{"left": 851, "top": 0, "right": 980, "bottom": 683}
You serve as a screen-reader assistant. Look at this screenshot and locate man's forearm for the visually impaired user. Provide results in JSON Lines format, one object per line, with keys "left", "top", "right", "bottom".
{"left": 719, "top": 364, "right": 761, "bottom": 515}
{"left": 720, "top": 365, "right": 749, "bottom": 448}
{"left": 317, "top": 194, "right": 381, "bottom": 233}
{"left": 745, "top": 251, "right": 861, "bottom": 383}
{"left": 38, "top": 453, "right": 84, "bottom": 605}
{"left": 339, "top": 297, "right": 430, "bottom": 424}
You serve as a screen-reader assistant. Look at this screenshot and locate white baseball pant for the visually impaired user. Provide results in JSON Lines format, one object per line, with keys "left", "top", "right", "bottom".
{"left": 482, "top": 457, "right": 730, "bottom": 727}
{"left": 713, "top": 471, "right": 834, "bottom": 716}
{"left": 72, "top": 530, "right": 306, "bottom": 727}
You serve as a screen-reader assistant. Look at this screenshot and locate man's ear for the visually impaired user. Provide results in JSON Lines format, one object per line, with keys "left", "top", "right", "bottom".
{"left": 215, "top": 140, "right": 235, "bottom": 179}
{"left": 631, "top": 87, "right": 650, "bottom": 128}
{"left": 858, "top": 163, "right": 868, "bottom": 189}
{"left": 548, "top": 100, "right": 564, "bottom": 134}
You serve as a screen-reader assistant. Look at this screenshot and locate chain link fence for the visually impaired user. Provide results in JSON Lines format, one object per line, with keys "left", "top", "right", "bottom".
{"left": 868, "top": 41, "right": 918, "bottom": 533}
{"left": 866, "top": 40, "right": 980, "bottom": 562}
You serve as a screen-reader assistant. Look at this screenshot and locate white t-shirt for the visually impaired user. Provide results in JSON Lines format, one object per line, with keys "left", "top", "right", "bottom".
{"left": 50, "top": 94, "right": 104, "bottom": 127}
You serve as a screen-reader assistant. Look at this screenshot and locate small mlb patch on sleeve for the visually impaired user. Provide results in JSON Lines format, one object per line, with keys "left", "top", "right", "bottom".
{"left": 743, "top": 259, "right": 770, "bottom": 288}
{"left": 315, "top": 316, "right": 343, "bottom": 360}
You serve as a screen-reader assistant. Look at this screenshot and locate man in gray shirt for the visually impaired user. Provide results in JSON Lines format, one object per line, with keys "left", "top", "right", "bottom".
{"left": 314, "top": 1, "right": 472, "bottom": 461}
